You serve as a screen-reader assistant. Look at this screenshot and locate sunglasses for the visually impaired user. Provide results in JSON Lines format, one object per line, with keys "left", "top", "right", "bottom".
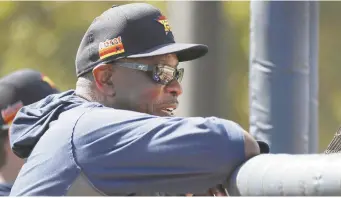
{"left": 115, "top": 62, "right": 184, "bottom": 85}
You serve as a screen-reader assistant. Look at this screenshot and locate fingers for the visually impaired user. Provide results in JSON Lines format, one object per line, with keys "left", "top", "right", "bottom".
{"left": 185, "top": 185, "right": 229, "bottom": 196}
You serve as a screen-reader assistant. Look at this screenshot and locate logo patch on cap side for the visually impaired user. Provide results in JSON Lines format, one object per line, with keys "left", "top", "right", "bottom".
{"left": 1, "top": 101, "right": 24, "bottom": 125}
{"left": 99, "top": 36, "right": 125, "bottom": 60}
{"left": 156, "top": 15, "right": 171, "bottom": 35}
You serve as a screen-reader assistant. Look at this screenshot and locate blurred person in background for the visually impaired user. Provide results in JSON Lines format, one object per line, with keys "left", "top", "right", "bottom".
{"left": 0, "top": 69, "right": 58, "bottom": 196}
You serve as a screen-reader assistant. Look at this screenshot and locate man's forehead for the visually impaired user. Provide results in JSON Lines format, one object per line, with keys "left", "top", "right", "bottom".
{"left": 158, "top": 54, "right": 178, "bottom": 62}
{"left": 124, "top": 54, "right": 179, "bottom": 67}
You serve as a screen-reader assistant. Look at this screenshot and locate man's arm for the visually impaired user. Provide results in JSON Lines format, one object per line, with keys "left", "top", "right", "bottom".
{"left": 73, "top": 108, "right": 260, "bottom": 195}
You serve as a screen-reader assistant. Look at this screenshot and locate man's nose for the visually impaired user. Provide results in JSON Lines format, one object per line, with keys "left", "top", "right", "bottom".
{"left": 165, "top": 80, "right": 183, "bottom": 97}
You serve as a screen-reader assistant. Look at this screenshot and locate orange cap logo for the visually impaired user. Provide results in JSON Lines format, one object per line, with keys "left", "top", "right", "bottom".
{"left": 157, "top": 15, "right": 171, "bottom": 35}
{"left": 41, "top": 74, "right": 56, "bottom": 88}
{"left": 1, "top": 101, "right": 24, "bottom": 125}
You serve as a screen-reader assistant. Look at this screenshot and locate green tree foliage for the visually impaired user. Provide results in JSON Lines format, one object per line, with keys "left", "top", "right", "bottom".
{"left": 318, "top": 2, "right": 341, "bottom": 151}
{"left": 0, "top": 1, "right": 339, "bottom": 152}
{"left": 0, "top": 1, "right": 166, "bottom": 91}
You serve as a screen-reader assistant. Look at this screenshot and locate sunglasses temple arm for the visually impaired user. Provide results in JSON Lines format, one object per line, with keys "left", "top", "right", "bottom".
{"left": 118, "top": 62, "right": 154, "bottom": 72}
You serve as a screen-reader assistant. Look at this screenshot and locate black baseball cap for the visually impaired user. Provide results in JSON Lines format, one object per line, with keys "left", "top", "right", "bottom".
{"left": 75, "top": 3, "right": 209, "bottom": 77}
{"left": 0, "top": 69, "right": 59, "bottom": 130}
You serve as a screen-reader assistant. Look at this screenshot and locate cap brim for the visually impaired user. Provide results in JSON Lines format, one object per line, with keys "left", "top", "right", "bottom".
{"left": 257, "top": 140, "right": 270, "bottom": 153}
{"left": 126, "top": 43, "right": 208, "bottom": 62}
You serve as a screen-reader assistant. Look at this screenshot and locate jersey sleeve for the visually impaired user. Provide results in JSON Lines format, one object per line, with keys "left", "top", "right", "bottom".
{"left": 72, "top": 108, "right": 246, "bottom": 195}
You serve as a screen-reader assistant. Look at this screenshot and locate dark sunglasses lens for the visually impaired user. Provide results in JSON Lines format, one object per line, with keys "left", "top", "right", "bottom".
{"left": 176, "top": 68, "right": 184, "bottom": 83}
{"left": 152, "top": 66, "right": 184, "bottom": 85}
{"left": 153, "top": 66, "right": 170, "bottom": 85}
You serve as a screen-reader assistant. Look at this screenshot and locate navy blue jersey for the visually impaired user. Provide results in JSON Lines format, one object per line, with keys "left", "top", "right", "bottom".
{"left": 0, "top": 183, "right": 11, "bottom": 196}
{"left": 9, "top": 90, "right": 247, "bottom": 196}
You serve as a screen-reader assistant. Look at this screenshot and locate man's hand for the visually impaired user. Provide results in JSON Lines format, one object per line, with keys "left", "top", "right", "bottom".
{"left": 184, "top": 130, "right": 261, "bottom": 197}
{"left": 185, "top": 185, "right": 229, "bottom": 196}
{"left": 243, "top": 131, "right": 261, "bottom": 159}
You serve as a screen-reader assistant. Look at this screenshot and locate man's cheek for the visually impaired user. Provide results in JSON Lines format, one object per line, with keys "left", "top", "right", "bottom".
{"left": 134, "top": 86, "right": 162, "bottom": 113}
{"left": 141, "top": 87, "right": 163, "bottom": 102}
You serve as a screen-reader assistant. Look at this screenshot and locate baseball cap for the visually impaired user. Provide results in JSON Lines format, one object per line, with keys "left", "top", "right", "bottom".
{"left": 0, "top": 69, "right": 59, "bottom": 131}
{"left": 75, "top": 3, "right": 209, "bottom": 77}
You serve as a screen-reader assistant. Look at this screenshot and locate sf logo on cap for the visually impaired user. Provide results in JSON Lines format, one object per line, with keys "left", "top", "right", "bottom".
{"left": 156, "top": 15, "right": 171, "bottom": 35}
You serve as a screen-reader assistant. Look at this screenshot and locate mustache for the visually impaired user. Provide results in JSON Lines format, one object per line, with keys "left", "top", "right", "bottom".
{"left": 152, "top": 99, "right": 179, "bottom": 106}
{"left": 149, "top": 98, "right": 179, "bottom": 115}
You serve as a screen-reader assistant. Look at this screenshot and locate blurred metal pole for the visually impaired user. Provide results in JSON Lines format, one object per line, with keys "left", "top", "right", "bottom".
{"left": 249, "top": 1, "right": 311, "bottom": 154}
{"left": 167, "top": 1, "right": 230, "bottom": 118}
{"left": 308, "top": 1, "right": 319, "bottom": 154}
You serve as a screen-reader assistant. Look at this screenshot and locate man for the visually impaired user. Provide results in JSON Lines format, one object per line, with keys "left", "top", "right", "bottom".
{"left": 9, "top": 3, "right": 269, "bottom": 196}
{"left": 0, "top": 69, "right": 58, "bottom": 196}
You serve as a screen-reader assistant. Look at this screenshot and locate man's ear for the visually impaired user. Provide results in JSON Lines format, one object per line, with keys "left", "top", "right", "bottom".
{"left": 92, "top": 64, "right": 115, "bottom": 96}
